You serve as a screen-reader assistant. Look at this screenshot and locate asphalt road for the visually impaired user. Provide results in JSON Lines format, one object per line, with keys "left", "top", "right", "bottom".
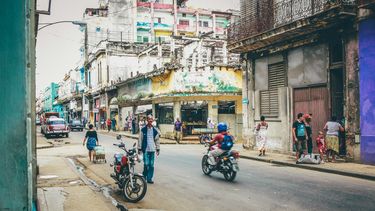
{"left": 43, "top": 130, "right": 375, "bottom": 211}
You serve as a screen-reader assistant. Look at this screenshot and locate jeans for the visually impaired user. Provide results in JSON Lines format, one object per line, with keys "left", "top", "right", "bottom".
{"left": 143, "top": 151, "right": 155, "bottom": 182}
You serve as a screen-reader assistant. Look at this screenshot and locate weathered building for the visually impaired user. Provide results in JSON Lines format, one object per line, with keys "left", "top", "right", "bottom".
{"left": 229, "top": 0, "right": 360, "bottom": 160}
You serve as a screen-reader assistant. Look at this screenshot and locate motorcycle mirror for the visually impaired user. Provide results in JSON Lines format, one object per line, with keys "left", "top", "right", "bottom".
{"left": 116, "top": 135, "right": 122, "bottom": 140}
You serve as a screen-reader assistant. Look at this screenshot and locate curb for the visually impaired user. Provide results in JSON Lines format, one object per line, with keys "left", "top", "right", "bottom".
{"left": 240, "top": 155, "right": 375, "bottom": 181}
{"left": 36, "top": 145, "right": 54, "bottom": 150}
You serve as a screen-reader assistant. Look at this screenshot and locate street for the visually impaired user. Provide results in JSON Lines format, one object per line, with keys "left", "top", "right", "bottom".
{"left": 37, "top": 129, "right": 375, "bottom": 211}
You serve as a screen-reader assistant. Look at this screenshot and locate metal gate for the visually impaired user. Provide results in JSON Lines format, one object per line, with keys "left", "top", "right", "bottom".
{"left": 294, "top": 86, "right": 329, "bottom": 150}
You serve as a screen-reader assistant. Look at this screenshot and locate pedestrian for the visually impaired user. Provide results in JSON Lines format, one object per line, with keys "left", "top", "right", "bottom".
{"left": 82, "top": 124, "right": 99, "bottom": 162}
{"left": 292, "top": 113, "right": 308, "bottom": 162}
{"left": 111, "top": 117, "right": 117, "bottom": 132}
{"left": 304, "top": 113, "right": 313, "bottom": 155}
{"left": 106, "top": 118, "right": 111, "bottom": 132}
{"left": 132, "top": 117, "right": 137, "bottom": 134}
{"left": 316, "top": 131, "right": 326, "bottom": 164}
{"left": 138, "top": 115, "right": 160, "bottom": 184}
{"left": 174, "top": 117, "right": 183, "bottom": 144}
{"left": 139, "top": 117, "right": 146, "bottom": 131}
{"left": 101, "top": 118, "right": 105, "bottom": 130}
{"left": 256, "top": 115, "right": 268, "bottom": 156}
{"left": 324, "top": 116, "right": 344, "bottom": 162}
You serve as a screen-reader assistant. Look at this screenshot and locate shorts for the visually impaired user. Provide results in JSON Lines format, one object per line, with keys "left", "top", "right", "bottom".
{"left": 295, "top": 137, "right": 306, "bottom": 153}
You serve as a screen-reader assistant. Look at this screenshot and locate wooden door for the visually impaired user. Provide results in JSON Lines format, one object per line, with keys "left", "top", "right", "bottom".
{"left": 294, "top": 86, "right": 329, "bottom": 151}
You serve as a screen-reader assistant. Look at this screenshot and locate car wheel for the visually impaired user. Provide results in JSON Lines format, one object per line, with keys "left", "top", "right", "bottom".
{"left": 66, "top": 133, "right": 69, "bottom": 138}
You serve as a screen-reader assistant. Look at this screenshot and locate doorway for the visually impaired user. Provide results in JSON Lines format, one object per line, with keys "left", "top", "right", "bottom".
{"left": 294, "top": 86, "right": 329, "bottom": 151}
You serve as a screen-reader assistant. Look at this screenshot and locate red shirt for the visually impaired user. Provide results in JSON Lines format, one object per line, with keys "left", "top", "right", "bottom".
{"left": 213, "top": 132, "right": 228, "bottom": 148}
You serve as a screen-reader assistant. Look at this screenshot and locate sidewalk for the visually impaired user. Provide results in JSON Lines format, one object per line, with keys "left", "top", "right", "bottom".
{"left": 240, "top": 149, "right": 375, "bottom": 181}
{"left": 36, "top": 136, "right": 118, "bottom": 211}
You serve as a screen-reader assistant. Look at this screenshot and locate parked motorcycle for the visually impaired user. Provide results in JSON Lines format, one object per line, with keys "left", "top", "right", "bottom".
{"left": 110, "top": 135, "right": 147, "bottom": 203}
{"left": 201, "top": 142, "right": 240, "bottom": 181}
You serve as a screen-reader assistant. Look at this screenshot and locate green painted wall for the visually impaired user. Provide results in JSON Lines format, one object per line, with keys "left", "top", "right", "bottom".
{"left": 0, "top": 0, "right": 35, "bottom": 210}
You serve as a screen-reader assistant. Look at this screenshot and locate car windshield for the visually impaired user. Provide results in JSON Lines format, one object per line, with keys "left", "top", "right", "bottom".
{"left": 49, "top": 120, "right": 65, "bottom": 125}
{"left": 73, "top": 121, "right": 81, "bottom": 124}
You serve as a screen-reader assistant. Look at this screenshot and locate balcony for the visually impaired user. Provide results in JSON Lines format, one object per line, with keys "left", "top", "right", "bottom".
{"left": 359, "top": 0, "right": 375, "bottom": 9}
{"left": 228, "top": 0, "right": 357, "bottom": 53}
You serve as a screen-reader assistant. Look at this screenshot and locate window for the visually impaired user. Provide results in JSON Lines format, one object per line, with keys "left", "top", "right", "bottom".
{"left": 182, "top": 13, "right": 186, "bottom": 17}
{"left": 260, "top": 61, "right": 286, "bottom": 117}
{"left": 199, "top": 21, "right": 202, "bottom": 27}
{"left": 179, "top": 20, "right": 189, "bottom": 26}
{"left": 137, "top": 36, "right": 142, "bottom": 42}
{"left": 158, "top": 17, "right": 162, "bottom": 23}
{"left": 143, "top": 36, "right": 149, "bottom": 43}
{"left": 218, "top": 101, "right": 235, "bottom": 114}
{"left": 203, "top": 21, "right": 209, "bottom": 27}
{"left": 156, "top": 104, "right": 174, "bottom": 124}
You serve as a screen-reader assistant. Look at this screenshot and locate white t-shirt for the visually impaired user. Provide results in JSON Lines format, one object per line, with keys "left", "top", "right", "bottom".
{"left": 325, "top": 121, "right": 341, "bottom": 136}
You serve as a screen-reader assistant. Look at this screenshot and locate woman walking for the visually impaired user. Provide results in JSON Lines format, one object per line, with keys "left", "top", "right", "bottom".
{"left": 256, "top": 116, "right": 268, "bottom": 156}
{"left": 82, "top": 124, "right": 99, "bottom": 162}
{"left": 324, "top": 116, "right": 344, "bottom": 162}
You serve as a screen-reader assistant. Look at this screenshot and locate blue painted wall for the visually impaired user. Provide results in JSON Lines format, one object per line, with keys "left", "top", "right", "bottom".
{"left": 360, "top": 17, "right": 375, "bottom": 165}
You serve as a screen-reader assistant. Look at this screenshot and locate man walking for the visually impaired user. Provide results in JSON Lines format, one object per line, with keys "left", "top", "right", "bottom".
{"left": 138, "top": 115, "right": 160, "bottom": 184}
{"left": 174, "top": 117, "right": 183, "bottom": 144}
{"left": 293, "top": 113, "right": 308, "bottom": 162}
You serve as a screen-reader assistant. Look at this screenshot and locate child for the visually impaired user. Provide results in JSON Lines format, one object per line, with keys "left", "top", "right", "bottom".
{"left": 316, "top": 131, "right": 326, "bottom": 164}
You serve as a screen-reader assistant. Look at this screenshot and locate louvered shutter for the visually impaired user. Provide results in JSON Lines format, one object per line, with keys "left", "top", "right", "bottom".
{"left": 260, "top": 62, "right": 286, "bottom": 117}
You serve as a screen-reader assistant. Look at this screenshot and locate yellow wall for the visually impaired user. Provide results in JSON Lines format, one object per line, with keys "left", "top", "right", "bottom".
{"left": 152, "top": 67, "right": 242, "bottom": 96}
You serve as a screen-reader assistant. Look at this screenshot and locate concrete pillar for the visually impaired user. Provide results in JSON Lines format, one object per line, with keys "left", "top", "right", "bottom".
{"left": 242, "top": 58, "right": 256, "bottom": 149}
{"left": 208, "top": 100, "right": 218, "bottom": 125}
{"left": 173, "top": 101, "right": 181, "bottom": 121}
{"left": 212, "top": 14, "right": 217, "bottom": 37}
{"left": 195, "top": 12, "right": 200, "bottom": 36}
{"left": 344, "top": 33, "right": 360, "bottom": 162}
{"left": 173, "top": 0, "right": 178, "bottom": 36}
{"left": 150, "top": 2, "right": 155, "bottom": 43}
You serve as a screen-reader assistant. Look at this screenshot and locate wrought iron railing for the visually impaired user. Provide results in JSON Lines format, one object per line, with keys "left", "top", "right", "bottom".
{"left": 359, "top": 0, "right": 375, "bottom": 6}
{"left": 228, "top": 0, "right": 356, "bottom": 45}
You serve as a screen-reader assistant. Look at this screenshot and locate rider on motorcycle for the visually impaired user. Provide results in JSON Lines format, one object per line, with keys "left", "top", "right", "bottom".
{"left": 207, "top": 122, "right": 234, "bottom": 166}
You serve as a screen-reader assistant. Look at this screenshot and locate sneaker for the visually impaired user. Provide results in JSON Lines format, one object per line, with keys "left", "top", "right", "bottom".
{"left": 147, "top": 181, "right": 154, "bottom": 184}
{"left": 320, "top": 160, "right": 325, "bottom": 164}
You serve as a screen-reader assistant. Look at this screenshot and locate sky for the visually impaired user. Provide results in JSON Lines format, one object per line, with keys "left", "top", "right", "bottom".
{"left": 36, "top": 0, "right": 240, "bottom": 94}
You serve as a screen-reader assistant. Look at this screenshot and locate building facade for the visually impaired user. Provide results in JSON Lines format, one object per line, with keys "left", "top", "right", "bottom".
{"left": 229, "top": 0, "right": 361, "bottom": 160}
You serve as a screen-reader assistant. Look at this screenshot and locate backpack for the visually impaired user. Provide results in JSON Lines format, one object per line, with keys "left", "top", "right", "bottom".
{"left": 297, "top": 123, "right": 305, "bottom": 137}
{"left": 221, "top": 135, "right": 234, "bottom": 150}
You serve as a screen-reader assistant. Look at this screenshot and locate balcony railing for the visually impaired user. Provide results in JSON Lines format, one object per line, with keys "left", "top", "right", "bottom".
{"left": 359, "top": 0, "right": 375, "bottom": 7}
{"left": 228, "top": 0, "right": 356, "bottom": 45}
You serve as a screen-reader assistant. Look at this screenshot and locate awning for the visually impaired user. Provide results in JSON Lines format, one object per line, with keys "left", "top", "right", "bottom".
{"left": 135, "top": 104, "right": 152, "bottom": 114}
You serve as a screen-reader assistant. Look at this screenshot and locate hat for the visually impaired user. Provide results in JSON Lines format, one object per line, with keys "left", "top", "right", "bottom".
{"left": 303, "top": 113, "right": 311, "bottom": 119}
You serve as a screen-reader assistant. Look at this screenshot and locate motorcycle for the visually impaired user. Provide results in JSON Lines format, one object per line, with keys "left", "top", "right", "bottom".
{"left": 110, "top": 135, "right": 147, "bottom": 203}
{"left": 201, "top": 142, "right": 240, "bottom": 181}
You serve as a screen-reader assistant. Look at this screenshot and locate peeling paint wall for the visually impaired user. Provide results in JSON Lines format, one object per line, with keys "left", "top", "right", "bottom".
{"left": 360, "top": 17, "right": 375, "bottom": 164}
{"left": 345, "top": 33, "right": 360, "bottom": 162}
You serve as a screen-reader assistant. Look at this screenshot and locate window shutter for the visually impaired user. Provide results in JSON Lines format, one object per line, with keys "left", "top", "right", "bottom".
{"left": 260, "top": 61, "right": 286, "bottom": 117}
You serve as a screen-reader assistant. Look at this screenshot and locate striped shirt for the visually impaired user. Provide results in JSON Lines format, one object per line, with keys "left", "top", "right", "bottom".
{"left": 146, "top": 127, "right": 156, "bottom": 152}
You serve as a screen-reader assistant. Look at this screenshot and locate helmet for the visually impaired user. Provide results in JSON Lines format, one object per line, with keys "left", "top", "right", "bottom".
{"left": 217, "top": 122, "right": 228, "bottom": 133}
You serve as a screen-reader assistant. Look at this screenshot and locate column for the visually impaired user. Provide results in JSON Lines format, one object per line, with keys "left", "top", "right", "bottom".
{"left": 173, "top": 101, "right": 181, "bottom": 120}
{"left": 208, "top": 100, "right": 218, "bottom": 125}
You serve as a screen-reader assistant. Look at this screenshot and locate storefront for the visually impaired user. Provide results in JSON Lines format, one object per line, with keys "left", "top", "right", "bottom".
{"left": 180, "top": 101, "right": 208, "bottom": 135}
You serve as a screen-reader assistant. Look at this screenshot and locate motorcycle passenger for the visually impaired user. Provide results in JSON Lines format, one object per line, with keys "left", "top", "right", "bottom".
{"left": 207, "top": 122, "right": 234, "bottom": 166}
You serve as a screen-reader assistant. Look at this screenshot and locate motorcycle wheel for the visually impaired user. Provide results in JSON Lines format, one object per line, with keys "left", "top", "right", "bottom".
{"left": 122, "top": 174, "right": 147, "bottom": 203}
{"left": 223, "top": 169, "right": 237, "bottom": 182}
{"left": 201, "top": 155, "right": 212, "bottom": 175}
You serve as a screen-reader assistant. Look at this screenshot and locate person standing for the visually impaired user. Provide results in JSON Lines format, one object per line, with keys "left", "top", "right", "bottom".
{"left": 324, "top": 116, "right": 344, "bottom": 162}
{"left": 316, "top": 131, "right": 326, "bottom": 164}
{"left": 174, "top": 117, "right": 183, "bottom": 144}
{"left": 138, "top": 115, "right": 160, "bottom": 184}
{"left": 293, "top": 113, "right": 308, "bottom": 162}
{"left": 82, "top": 124, "right": 99, "bottom": 162}
{"left": 256, "top": 116, "right": 268, "bottom": 156}
{"left": 106, "top": 118, "right": 111, "bottom": 132}
{"left": 132, "top": 117, "right": 137, "bottom": 134}
{"left": 304, "top": 113, "right": 313, "bottom": 155}
{"left": 111, "top": 117, "right": 117, "bottom": 132}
